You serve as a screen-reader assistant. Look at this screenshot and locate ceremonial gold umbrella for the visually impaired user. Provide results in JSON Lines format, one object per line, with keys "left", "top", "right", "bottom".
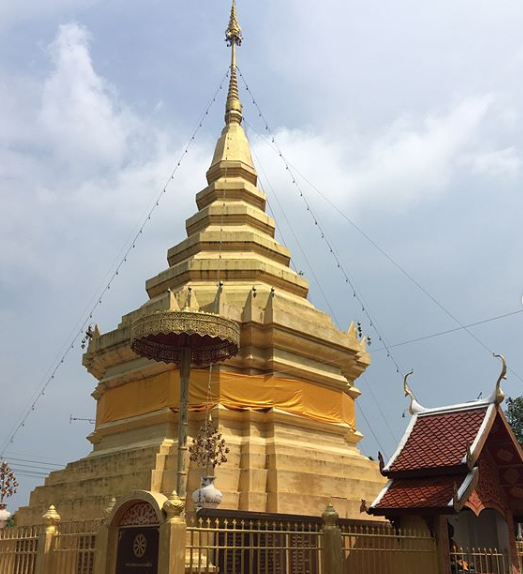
{"left": 131, "top": 306, "right": 240, "bottom": 500}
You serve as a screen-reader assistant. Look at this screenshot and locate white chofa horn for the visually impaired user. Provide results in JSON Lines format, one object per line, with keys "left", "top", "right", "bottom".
{"left": 488, "top": 353, "right": 507, "bottom": 405}
{"left": 403, "top": 370, "right": 426, "bottom": 415}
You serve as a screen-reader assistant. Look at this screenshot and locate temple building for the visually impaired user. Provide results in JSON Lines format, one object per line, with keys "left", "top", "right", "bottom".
{"left": 368, "top": 360, "right": 523, "bottom": 573}
{"left": 16, "top": 2, "right": 384, "bottom": 525}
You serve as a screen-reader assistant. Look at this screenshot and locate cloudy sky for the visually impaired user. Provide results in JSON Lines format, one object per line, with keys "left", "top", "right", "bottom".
{"left": 1, "top": 0, "right": 523, "bottom": 512}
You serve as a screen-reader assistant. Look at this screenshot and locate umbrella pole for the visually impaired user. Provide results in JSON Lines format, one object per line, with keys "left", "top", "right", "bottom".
{"left": 177, "top": 348, "right": 191, "bottom": 500}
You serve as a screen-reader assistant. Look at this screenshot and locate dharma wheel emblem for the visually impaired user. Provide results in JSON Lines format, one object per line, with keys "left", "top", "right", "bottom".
{"left": 133, "top": 533, "right": 147, "bottom": 558}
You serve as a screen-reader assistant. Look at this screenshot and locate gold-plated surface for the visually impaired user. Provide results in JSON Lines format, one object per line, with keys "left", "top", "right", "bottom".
{"left": 131, "top": 310, "right": 240, "bottom": 365}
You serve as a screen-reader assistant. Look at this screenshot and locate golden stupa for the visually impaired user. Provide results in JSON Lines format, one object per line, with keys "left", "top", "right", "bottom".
{"left": 16, "top": 1, "right": 384, "bottom": 525}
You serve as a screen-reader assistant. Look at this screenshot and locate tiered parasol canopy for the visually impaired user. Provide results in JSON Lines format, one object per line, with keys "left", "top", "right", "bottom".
{"left": 131, "top": 310, "right": 240, "bottom": 366}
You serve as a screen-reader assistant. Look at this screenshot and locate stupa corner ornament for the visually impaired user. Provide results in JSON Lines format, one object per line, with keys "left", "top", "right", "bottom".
{"left": 167, "top": 288, "right": 181, "bottom": 312}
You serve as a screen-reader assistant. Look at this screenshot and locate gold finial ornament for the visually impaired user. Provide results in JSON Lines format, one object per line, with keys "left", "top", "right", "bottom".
{"left": 322, "top": 503, "right": 339, "bottom": 526}
{"left": 225, "top": 0, "right": 242, "bottom": 46}
{"left": 163, "top": 491, "right": 185, "bottom": 519}
{"left": 491, "top": 353, "right": 507, "bottom": 405}
{"left": 42, "top": 505, "right": 61, "bottom": 527}
{"left": 224, "top": 0, "right": 243, "bottom": 124}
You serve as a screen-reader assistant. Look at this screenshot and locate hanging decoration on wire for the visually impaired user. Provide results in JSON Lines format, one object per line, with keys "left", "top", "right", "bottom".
{"left": 0, "top": 70, "right": 231, "bottom": 459}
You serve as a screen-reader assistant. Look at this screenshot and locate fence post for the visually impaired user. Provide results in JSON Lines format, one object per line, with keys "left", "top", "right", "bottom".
{"left": 94, "top": 497, "right": 116, "bottom": 574}
{"left": 321, "top": 503, "right": 344, "bottom": 574}
{"left": 434, "top": 516, "right": 452, "bottom": 574}
{"left": 34, "top": 505, "right": 60, "bottom": 574}
{"left": 159, "top": 492, "right": 186, "bottom": 574}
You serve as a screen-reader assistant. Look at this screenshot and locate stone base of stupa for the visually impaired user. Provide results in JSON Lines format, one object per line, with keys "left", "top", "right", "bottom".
{"left": 16, "top": 405, "right": 384, "bottom": 525}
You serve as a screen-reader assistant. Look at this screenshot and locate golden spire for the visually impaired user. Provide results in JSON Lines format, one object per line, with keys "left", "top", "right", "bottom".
{"left": 224, "top": 0, "right": 243, "bottom": 124}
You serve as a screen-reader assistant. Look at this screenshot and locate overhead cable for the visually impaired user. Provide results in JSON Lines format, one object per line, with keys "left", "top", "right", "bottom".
{"left": 238, "top": 70, "right": 407, "bottom": 381}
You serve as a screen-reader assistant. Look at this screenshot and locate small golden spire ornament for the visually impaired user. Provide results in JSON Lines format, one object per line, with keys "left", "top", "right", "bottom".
{"left": 225, "top": 0, "right": 242, "bottom": 46}
{"left": 224, "top": 0, "right": 243, "bottom": 125}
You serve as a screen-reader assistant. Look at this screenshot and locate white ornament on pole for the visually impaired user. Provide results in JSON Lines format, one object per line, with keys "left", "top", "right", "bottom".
{"left": 0, "top": 506, "right": 11, "bottom": 529}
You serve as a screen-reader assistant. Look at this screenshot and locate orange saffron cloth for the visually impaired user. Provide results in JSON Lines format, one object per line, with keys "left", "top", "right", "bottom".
{"left": 96, "top": 370, "right": 355, "bottom": 428}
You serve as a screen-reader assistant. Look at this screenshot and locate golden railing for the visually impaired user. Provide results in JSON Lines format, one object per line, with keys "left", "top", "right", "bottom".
{"left": 517, "top": 540, "right": 523, "bottom": 573}
{"left": 0, "top": 525, "right": 40, "bottom": 574}
{"left": 50, "top": 520, "right": 100, "bottom": 574}
{"left": 341, "top": 523, "right": 438, "bottom": 574}
{"left": 450, "top": 547, "right": 510, "bottom": 574}
{"left": 187, "top": 515, "right": 324, "bottom": 574}
{"left": 0, "top": 520, "right": 99, "bottom": 574}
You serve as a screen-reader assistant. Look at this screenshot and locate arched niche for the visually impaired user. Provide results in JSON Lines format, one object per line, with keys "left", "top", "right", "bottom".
{"left": 105, "top": 490, "right": 168, "bottom": 574}
{"left": 107, "top": 490, "right": 168, "bottom": 529}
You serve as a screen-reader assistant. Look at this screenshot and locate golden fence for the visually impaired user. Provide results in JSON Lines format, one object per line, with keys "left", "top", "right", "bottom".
{"left": 450, "top": 547, "right": 510, "bottom": 574}
{"left": 50, "top": 520, "right": 100, "bottom": 574}
{"left": 0, "top": 525, "right": 40, "bottom": 574}
{"left": 341, "top": 523, "right": 438, "bottom": 574}
{"left": 0, "top": 521, "right": 99, "bottom": 574}
{"left": 187, "top": 515, "right": 324, "bottom": 573}
{"left": 517, "top": 540, "right": 523, "bottom": 573}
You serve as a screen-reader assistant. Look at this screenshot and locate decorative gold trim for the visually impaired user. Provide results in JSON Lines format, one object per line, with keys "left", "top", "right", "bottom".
{"left": 120, "top": 502, "right": 159, "bottom": 527}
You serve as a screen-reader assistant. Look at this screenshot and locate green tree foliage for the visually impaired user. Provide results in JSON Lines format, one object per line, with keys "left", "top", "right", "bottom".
{"left": 505, "top": 396, "right": 523, "bottom": 448}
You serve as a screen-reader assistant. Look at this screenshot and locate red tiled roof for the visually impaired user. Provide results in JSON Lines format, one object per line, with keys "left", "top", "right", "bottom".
{"left": 387, "top": 407, "right": 488, "bottom": 474}
{"left": 373, "top": 474, "right": 467, "bottom": 511}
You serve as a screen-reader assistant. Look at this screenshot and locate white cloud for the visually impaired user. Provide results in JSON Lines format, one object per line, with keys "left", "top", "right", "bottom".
{"left": 40, "top": 24, "right": 141, "bottom": 172}
{"left": 251, "top": 95, "right": 518, "bottom": 213}
{"left": 0, "top": 23, "right": 208, "bottom": 286}
{"left": 464, "top": 147, "right": 522, "bottom": 178}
